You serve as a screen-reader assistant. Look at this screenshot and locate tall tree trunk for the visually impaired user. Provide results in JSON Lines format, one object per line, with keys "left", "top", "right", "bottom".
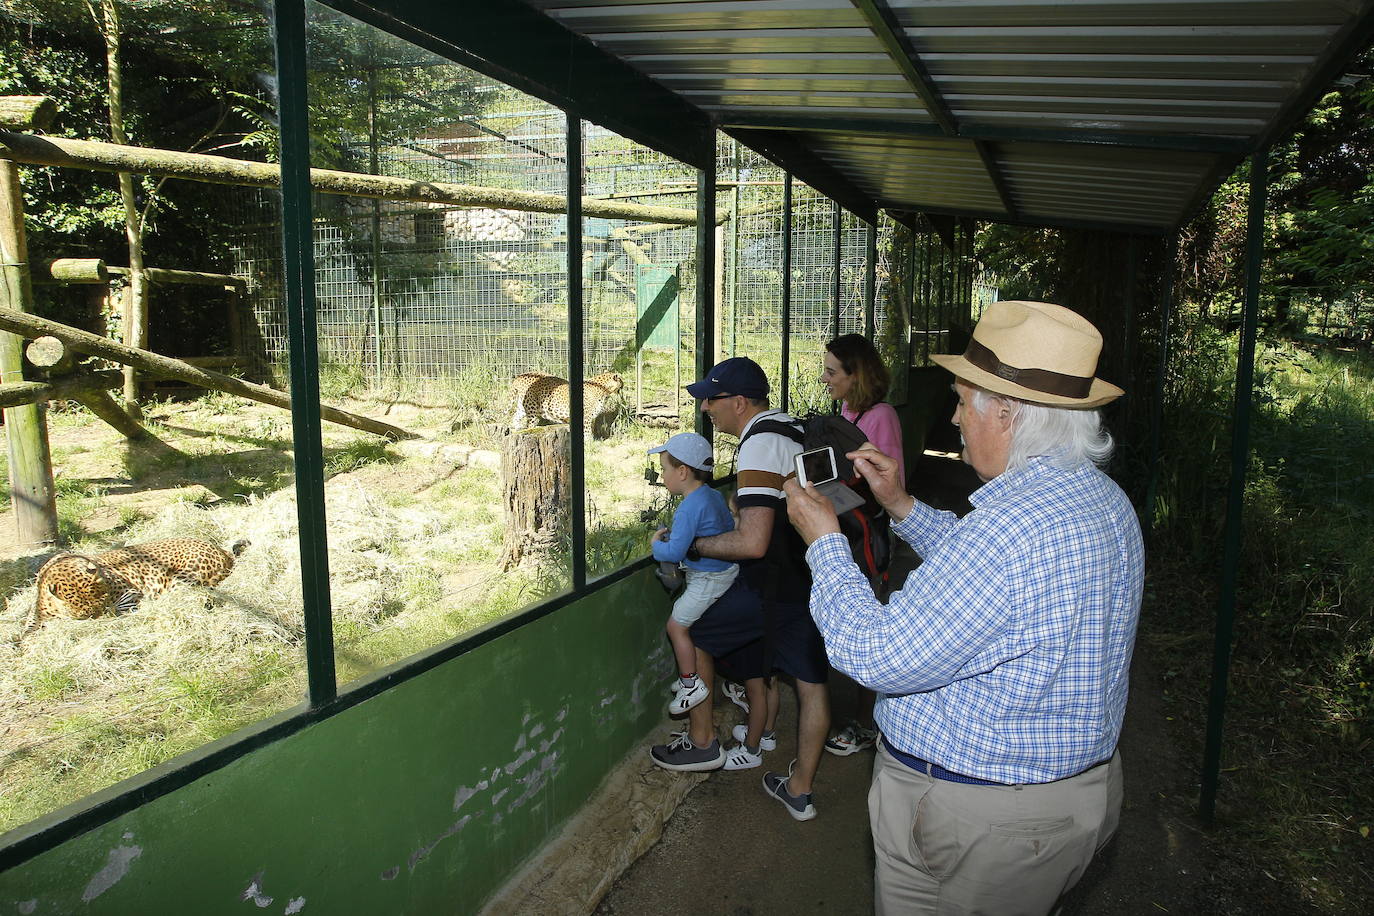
{"left": 91, "top": 0, "right": 147, "bottom": 419}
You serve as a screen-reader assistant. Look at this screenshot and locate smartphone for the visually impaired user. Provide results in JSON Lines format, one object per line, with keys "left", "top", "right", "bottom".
{"left": 795, "top": 446, "right": 838, "bottom": 487}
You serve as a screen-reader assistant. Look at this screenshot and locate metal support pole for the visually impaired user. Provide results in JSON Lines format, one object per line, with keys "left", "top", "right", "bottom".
{"left": 1121, "top": 235, "right": 1141, "bottom": 427}
{"left": 905, "top": 224, "right": 917, "bottom": 373}
{"left": 831, "top": 201, "right": 842, "bottom": 338}
{"left": 781, "top": 173, "right": 792, "bottom": 412}
{"left": 367, "top": 68, "right": 384, "bottom": 385}
{"left": 921, "top": 232, "right": 933, "bottom": 363}
{"left": 1201, "top": 148, "right": 1269, "bottom": 824}
{"left": 1145, "top": 234, "right": 1178, "bottom": 537}
{"left": 864, "top": 219, "right": 877, "bottom": 339}
{"left": 729, "top": 140, "right": 741, "bottom": 357}
{"left": 273, "top": 0, "right": 335, "bottom": 706}
{"left": 566, "top": 114, "right": 586, "bottom": 590}
{"left": 696, "top": 149, "right": 716, "bottom": 440}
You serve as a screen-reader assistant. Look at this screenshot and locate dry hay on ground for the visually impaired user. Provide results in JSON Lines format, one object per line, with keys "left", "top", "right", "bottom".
{"left": 0, "top": 471, "right": 479, "bottom": 761}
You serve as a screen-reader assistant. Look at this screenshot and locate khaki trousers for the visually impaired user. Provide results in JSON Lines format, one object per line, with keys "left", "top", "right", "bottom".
{"left": 869, "top": 744, "right": 1122, "bottom": 916}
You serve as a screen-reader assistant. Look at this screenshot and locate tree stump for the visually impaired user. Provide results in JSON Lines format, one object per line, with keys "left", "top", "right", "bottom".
{"left": 501, "top": 425, "right": 571, "bottom": 570}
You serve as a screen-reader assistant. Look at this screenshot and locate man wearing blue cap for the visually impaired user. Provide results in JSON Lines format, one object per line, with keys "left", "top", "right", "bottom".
{"left": 648, "top": 356, "right": 832, "bottom": 823}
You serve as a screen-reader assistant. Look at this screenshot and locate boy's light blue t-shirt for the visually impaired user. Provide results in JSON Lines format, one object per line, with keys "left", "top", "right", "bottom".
{"left": 652, "top": 485, "right": 735, "bottom": 572}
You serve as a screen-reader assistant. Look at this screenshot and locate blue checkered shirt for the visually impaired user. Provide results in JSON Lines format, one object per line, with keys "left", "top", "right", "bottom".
{"left": 807, "top": 457, "right": 1144, "bottom": 783}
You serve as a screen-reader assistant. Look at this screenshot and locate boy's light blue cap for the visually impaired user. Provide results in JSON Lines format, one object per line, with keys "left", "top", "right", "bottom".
{"left": 648, "top": 432, "right": 714, "bottom": 471}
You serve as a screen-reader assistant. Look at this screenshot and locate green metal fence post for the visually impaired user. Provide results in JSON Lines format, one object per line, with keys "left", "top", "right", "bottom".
{"left": 831, "top": 201, "right": 842, "bottom": 338}
{"left": 864, "top": 219, "right": 877, "bottom": 339}
{"left": 567, "top": 114, "right": 586, "bottom": 589}
{"left": 1145, "top": 234, "right": 1178, "bottom": 537}
{"left": 273, "top": 0, "right": 335, "bottom": 707}
{"left": 696, "top": 144, "right": 716, "bottom": 440}
{"left": 781, "top": 173, "right": 793, "bottom": 412}
{"left": 1201, "top": 148, "right": 1269, "bottom": 824}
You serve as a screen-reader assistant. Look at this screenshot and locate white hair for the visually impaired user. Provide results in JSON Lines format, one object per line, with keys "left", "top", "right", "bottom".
{"left": 969, "top": 387, "right": 1114, "bottom": 472}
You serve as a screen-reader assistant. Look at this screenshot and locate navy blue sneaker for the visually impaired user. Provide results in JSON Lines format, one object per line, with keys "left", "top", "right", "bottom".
{"left": 762, "top": 760, "right": 816, "bottom": 821}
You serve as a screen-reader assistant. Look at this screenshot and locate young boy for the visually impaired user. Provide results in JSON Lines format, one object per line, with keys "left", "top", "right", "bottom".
{"left": 647, "top": 433, "right": 738, "bottom": 717}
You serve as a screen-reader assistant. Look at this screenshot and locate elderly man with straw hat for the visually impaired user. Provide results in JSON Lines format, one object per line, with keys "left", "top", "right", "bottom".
{"left": 785, "top": 301, "right": 1144, "bottom": 915}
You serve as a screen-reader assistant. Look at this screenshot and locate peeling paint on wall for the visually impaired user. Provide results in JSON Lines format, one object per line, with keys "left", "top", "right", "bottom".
{"left": 240, "top": 871, "right": 273, "bottom": 908}
{"left": 284, "top": 896, "right": 306, "bottom": 914}
{"left": 391, "top": 704, "right": 572, "bottom": 883}
{"left": 407, "top": 815, "right": 472, "bottom": 872}
{"left": 452, "top": 778, "right": 490, "bottom": 812}
{"left": 18, "top": 900, "right": 36, "bottom": 915}
{"left": 81, "top": 842, "right": 142, "bottom": 903}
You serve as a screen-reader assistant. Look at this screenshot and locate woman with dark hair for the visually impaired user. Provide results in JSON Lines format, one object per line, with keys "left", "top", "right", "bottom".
{"left": 822, "top": 334, "right": 905, "bottom": 485}
{"left": 819, "top": 333, "right": 905, "bottom": 756}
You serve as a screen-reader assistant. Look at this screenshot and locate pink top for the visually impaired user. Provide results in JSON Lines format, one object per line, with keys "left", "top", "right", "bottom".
{"left": 843, "top": 400, "right": 905, "bottom": 485}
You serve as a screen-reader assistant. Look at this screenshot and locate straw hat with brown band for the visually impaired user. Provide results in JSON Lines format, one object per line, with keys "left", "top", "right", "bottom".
{"left": 931, "top": 300, "right": 1124, "bottom": 409}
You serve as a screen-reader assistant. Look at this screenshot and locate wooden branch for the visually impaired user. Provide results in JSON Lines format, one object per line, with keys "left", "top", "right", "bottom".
{"left": 0, "top": 97, "right": 57, "bottom": 132}
{"left": 107, "top": 265, "right": 244, "bottom": 288}
{"left": 0, "top": 308, "right": 419, "bottom": 441}
{"left": 0, "top": 368, "right": 121, "bottom": 409}
{"left": 41, "top": 258, "right": 108, "bottom": 284}
{"left": 25, "top": 335, "right": 74, "bottom": 373}
{"left": 0, "top": 131, "right": 701, "bottom": 226}
{"left": 73, "top": 384, "right": 158, "bottom": 442}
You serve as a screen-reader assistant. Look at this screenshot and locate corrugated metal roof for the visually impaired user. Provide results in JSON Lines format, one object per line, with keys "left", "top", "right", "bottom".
{"left": 515, "top": 0, "right": 1374, "bottom": 232}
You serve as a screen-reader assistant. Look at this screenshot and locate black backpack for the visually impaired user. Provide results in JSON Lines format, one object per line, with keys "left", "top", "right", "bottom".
{"left": 741, "top": 412, "right": 893, "bottom": 588}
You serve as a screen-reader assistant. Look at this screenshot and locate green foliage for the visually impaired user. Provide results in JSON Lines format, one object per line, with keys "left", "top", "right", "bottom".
{"left": 1147, "top": 312, "right": 1374, "bottom": 907}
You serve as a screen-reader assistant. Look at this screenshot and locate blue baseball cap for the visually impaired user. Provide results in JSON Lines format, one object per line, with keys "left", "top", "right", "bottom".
{"left": 686, "top": 357, "right": 770, "bottom": 400}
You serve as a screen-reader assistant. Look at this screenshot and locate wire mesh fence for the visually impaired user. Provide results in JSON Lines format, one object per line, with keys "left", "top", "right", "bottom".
{"left": 225, "top": 67, "right": 982, "bottom": 418}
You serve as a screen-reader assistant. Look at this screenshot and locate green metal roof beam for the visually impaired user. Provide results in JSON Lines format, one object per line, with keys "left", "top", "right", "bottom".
{"left": 849, "top": 0, "right": 958, "bottom": 136}
{"left": 726, "top": 127, "right": 878, "bottom": 223}
{"left": 717, "top": 113, "right": 1250, "bottom": 156}
{"left": 974, "top": 139, "right": 1019, "bottom": 221}
{"left": 321, "top": 0, "right": 714, "bottom": 169}
{"left": 850, "top": 0, "right": 1021, "bottom": 220}
{"left": 886, "top": 204, "right": 1167, "bottom": 238}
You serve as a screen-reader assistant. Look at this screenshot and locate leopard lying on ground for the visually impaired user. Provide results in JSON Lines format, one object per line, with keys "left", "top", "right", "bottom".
{"left": 28, "top": 537, "right": 250, "bottom": 628}
{"left": 509, "top": 371, "right": 624, "bottom": 439}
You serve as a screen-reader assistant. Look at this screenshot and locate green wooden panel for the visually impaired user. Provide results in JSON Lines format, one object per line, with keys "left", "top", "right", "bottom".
{"left": 0, "top": 570, "right": 672, "bottom": 915}
{"left": 635, "top": 265, "right": 679, "bottom": 350}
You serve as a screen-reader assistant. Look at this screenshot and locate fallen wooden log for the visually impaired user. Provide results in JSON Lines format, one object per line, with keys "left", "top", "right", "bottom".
{"left": 0, "top": 368, "right": 122, "bottom": 409}
{"left": 0, "top": 308, "right": 418, "bottom": 441}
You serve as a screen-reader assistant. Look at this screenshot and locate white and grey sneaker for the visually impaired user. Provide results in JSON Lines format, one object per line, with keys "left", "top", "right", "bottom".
{"left": 731, "top": 723, "right": 777, "bottom": 751}
{"left": 668, "top": 675, "right": 709, "bottom": 715}
{"left": 650, "top": 732, "right": 725, "bottom": 772}
{"left": 723, "top": 743, "right": 763, "bottom": 771}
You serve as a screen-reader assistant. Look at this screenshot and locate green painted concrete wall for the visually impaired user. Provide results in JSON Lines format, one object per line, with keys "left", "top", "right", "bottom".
{"left": 0, "top": 569, "right": 672, "bottom": 914}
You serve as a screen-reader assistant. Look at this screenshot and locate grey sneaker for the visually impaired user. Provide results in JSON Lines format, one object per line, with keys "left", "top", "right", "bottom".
{"left": 731, "top": 723, "right": 777, "bottom": 752}
{"left": 650, "top": 732, "right": 725, "bottom": 772}
{"left": 762, "top": 760, "right": 816, "bottom": 821}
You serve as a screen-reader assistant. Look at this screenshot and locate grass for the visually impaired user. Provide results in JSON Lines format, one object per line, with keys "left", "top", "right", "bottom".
{"left": 1146, "top": 315, "right": 1374, "bottom": 911}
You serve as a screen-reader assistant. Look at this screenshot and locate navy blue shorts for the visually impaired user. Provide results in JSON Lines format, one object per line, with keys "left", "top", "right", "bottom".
{"left": 690, "top": 577, "right": 829, "bottom": 684}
